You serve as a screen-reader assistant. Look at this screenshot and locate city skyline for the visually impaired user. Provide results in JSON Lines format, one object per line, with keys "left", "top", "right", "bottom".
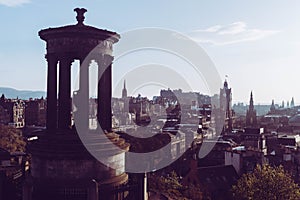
{"left": 0, "top": 84, "right": 296, "bottom": 108}
{"left": 2, "top": 3, "right": 300, "bottom": 199}
{"left": 1, "top": 1, "right": 300, "bottom": 104}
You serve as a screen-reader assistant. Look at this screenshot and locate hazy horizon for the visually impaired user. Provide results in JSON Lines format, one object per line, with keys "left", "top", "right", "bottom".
{"left": 0, "top": 85, "right": 296, "bottom": 106}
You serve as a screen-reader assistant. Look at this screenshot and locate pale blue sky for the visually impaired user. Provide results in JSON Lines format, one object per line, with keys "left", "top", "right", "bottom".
{"left": 1, "top": 0, "right": 300, "bottom": 104}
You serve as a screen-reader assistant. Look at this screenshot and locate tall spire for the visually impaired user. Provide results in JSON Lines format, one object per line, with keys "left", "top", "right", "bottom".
{"left": 270, "top": 99, "right": 276, "bottom": 113}
{"left": 249, "top": 91, "right": 254, "bottom": 110}
{"left": 224, "top": 79, "right": 228, "bottom": 89}
{"left": 246, "top": 91, "right": 257, "bottom": 127}
{"left": 122, "top": 79, "right": 127, "bottom": 98}
{"left": 291, "top": 97, "right": 295, "bottom": 108}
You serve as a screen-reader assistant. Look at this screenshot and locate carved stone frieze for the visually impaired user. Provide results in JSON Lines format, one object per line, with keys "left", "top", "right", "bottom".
{"left": 46, "top": 37, "right": 113, "bottom": 55}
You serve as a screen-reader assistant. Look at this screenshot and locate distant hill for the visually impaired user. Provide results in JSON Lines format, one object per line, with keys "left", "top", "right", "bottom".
{"left": 0, "top": 87, "right": 46, "bottom": 100}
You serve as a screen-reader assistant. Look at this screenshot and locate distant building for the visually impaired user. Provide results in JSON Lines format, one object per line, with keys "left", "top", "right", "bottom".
{"left": 264, "top": 132, "right": 300, "bottom": 180}
{"left": 0, "top": 94, "right": 25, "bottom": 128}
{"left": 225, "top": 146, "right": 266, "bottom": 175}
{"left": 220, "top": 80, "right": 234, "bottom": 133}
{"left": 289, "top": 114, "right": 300, "bottom": 127}
{"left": 220, "top": 127, "right": 267, "bottom": 174}
{"left": 278, "top": 134, "right": 300, "bottom": 147}
{"left": 163, "top": 104, "right": 181, "bottom": 130}
{"left": 233, "top": 103, "right": 270, "bottom": 117}
{"left": 160, "top": 88, "right": 178, "bottom": 104}
{"left": 160, "top": 88, "right": 210, "bottom": 106}
{"left": 25, "top": 97, "right": 46, "bottom": 127}
{"left": 112, "top": 97, "right": 133, "bottom": 128}
{"left": 0, "top": 147, "right": 28, "bottom": 200}
{"left": 198, "top": 140, "right": 234, "bottom": 167}
{"left": 261, "top": 114, "right": 290, "bottom": 133}
{"left": 241, "top": 128, "right": 266, "bottom": 154}
{"left": 0, "top": 104, "right": 10, "bottom": 125}
{"left": 129, "top": 95, "right": 151, "bottom": 126}
{"left": 266, "top": 98, "right": 298, "bottom": 121}
{"left": 183, "top": 162, "right": 238, "bottom": 200}
{"left": 270, "top": 99, "right": 276, "bottom": 113}
{"left": 291, "top": 97, "right": 295, "bottom": 108}
{"left": 246, "top": 91, "right": 257, "bottom": 127}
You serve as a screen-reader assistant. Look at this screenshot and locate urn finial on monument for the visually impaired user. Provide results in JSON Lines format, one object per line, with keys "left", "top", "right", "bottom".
{"left": 74, "top": 8, "right": 87, "bottom": 25}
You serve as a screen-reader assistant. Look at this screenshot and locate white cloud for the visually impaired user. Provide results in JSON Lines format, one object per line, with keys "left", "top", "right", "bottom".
{"left": 189, "top": 21, "right": 279, "bottom": 45}
{"left": 0, "top": 0, "right": 30, "bottom": 7}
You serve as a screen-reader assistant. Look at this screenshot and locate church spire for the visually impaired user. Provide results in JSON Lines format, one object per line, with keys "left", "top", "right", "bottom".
{"left": 122, "top": 80, "right": 127, "bottom": 98}
{"left": 246, "top": 91, "right": 257, "bottom": 127}
{"left": 249, "top": 91, "right": 254, "bottom": 110}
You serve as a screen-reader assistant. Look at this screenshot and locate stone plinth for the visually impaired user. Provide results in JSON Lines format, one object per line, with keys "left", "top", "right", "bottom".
{"left": 27, "top": 129, "right": 129, "bottom": 200}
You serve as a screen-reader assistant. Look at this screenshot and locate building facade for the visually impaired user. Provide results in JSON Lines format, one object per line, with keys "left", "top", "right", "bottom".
{"left": 0, "top": 94, "right": 25, "bottom": 128}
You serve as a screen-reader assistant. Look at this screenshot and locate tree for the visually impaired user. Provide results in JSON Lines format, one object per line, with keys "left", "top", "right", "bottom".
{"left": 148, "top": 171, "right": 203, "bottom": 200}
{"left": 0, "top": 125, "right": 26, "bottom": 152}
{"left": 232, "top": 164, "right": 300, "bottom": 200}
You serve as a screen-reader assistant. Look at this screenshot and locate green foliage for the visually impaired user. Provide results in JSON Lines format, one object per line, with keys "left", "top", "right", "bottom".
{"left": 148, "top": 171, "right": 203, "bottom": 200}
{"left": 232, "top": 164, "right": 300, "bottom": 200}
{"left": 183, "top": 183, "right": 203, "bottom": 200}
{"left": 0, "top": 125, "right": 26, "bottom": 152}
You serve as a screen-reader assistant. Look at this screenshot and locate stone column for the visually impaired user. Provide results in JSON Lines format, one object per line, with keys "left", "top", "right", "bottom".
{"left": 79, "top": 58, "right": 90, "bottom": 130}
{"left": 46, "top": 54, "right": 58, "bottom": 130}
{"left": 137, "top": 173, "right": 148, "bottom": 200}
{"left": 58, "top": 57, "right": 73, "bottom": 129}
{"left": 87, "top": 180, "right": 99, "bottom": 200}
{"left": 96, "top": 55, "right": 113, "bottom": 132}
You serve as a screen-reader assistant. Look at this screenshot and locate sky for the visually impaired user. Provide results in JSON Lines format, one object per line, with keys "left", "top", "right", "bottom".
{"left": 1, "top": 0, "right": 300, "bottom": 105}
